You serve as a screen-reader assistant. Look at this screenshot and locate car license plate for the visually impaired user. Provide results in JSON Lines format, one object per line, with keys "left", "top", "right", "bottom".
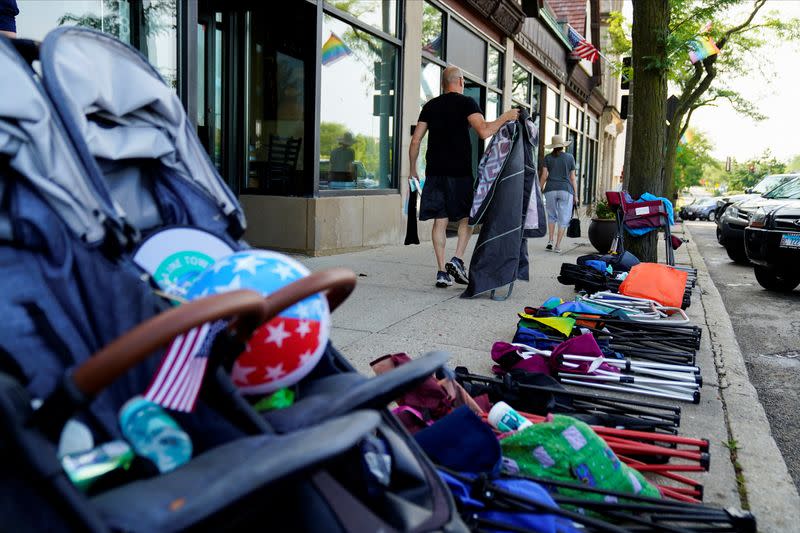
{"left": 779, "top": 233, "right": 800, "bottom": 249}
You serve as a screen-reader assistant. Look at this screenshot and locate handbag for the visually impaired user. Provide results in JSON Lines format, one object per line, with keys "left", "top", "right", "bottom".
{"left": 566, "top": 205, "right": 581, "bottom": 238}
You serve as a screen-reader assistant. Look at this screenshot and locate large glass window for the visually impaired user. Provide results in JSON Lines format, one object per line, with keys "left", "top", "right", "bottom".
{"left": 16, "top": 0, "right": 176, "bottom": 86}
{"left": 329, "top": 0, "right": 398, "bottom": 37}
{"left": 446, "top": 20, "right": 486, "bottom": 80}
{"left": 488, "top": 46, "right": 502, "bottom": 89}
{"left": 319, "top": 14, "right": 398, "bottom": 191}
{"left": 420, "top": 60, "right": 442, "bottom": 104}
{"left": 421, "top": 1, "right": 443, "bottom": 59}
{"left": 244, "top": 9, "right": 308, "bottom": 194}
{"left": 546, "top": 87, "right": 560, "bottom": 120}
{"left": 512, "top": 63, "right": 531, "bottom": 108}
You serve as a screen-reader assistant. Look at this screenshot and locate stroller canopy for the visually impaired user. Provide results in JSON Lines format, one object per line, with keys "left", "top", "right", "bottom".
{"left": 0, "top": 37, "right": 121, "bottom": 247}
{"left": 40, "top": 27, "right": 246, "bottom": 245}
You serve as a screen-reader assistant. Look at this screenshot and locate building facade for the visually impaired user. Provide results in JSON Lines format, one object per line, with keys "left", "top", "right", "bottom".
{"left": 15, "top": 0, "right": 620, "bottom": 255}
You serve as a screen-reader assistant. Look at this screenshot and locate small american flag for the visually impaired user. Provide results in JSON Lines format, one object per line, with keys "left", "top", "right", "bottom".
{"left": 567, "top": 26, "right": 599, "bottom": 63}
{"left": 145, "top": 320, "right": 227, "bottom": 412}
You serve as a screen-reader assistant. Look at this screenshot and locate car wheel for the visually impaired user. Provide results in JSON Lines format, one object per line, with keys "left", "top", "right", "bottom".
{"left": 716, "top": 227, "right": 724, "bottom": 245}
{"left": 724, "top": 244, "right": 750, "bottom": 264}
{"left": 754, "top": 266, "right": 800, "bottom": 292}
{"left": 707, "top": 211, "right": 716, "bottom": 222}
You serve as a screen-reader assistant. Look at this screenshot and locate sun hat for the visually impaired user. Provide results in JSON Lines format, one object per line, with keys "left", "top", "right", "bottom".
{"left": 338, "top": 132, "right": 356, "bottom": 146}
{"left": 545, "top": 134, "right": 572, "bottom": 150}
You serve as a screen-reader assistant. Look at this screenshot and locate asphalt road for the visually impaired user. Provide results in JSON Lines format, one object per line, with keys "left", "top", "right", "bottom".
{"left": 688, "top": 220, "right": 800, "bottom": 491}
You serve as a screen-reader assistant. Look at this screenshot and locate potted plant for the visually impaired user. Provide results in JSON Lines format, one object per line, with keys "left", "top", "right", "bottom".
{"left": 587, "top": 200, "right": 618, "bottom": 253}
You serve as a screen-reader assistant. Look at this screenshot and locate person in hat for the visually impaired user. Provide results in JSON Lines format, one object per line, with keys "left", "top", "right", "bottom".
{"left": 409, "top": 65, "right": 520, "bottom": 288}
{"left": 329, "top": 131, "right": 356, "bottom": 185}
{"left": 540, "top": 134, "right": 578, "bottom": 253}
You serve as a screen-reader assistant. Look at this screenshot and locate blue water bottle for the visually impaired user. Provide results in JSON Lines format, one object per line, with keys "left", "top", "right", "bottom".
{"left": 119, "top": 396, "right": 193, "bottom": 473}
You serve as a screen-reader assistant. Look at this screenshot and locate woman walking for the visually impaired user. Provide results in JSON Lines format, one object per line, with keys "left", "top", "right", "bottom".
{"left": 540, "top": 135, "right": 578, "bottom": 253}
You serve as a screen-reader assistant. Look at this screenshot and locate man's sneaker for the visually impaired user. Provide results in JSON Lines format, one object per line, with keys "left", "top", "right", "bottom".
{"left": 445, "top": 257, "right": 469, "bottom": 285}
{"left": 554, "top": 246, "right": 562, "bottom": 254}
{"left": 436, "top": 271, "right": 453, "bottom": 288}
{"left": 545, "top": 241, "right": 553, "bottom": 251}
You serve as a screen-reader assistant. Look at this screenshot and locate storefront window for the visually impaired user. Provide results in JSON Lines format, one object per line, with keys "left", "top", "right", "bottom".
{"left": 488, "top": 47, "right": 502, "bottom": 89}
{"left": 420, "top": 60, "right": 442, "bottom": 104}
{"left": 545, "top": 119, "right": 558, "bottom": 146}
{"left": 320, "top": 14, "right": 398, "bottom": 191}
{"left": 329, "top": 0, "right": 397, "bottom": 37}
{"left": 512, "top": 63, "right": 530, "bottom": 107}
{"left": 421, "top": 1, "right": 443, "bottom": 59}
{"left": 16, "top": 0, "right": 176, "bottom": 87}
{"left": 546, "top": 87, "right": 560, "bottom": 119}
{"left": 447, "top": 20, "right": 485, "bottom": 80}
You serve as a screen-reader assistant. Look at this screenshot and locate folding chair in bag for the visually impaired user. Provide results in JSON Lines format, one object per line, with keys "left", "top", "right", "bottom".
{"left": 0, "top": 33, "right": 466, "bottom": 532}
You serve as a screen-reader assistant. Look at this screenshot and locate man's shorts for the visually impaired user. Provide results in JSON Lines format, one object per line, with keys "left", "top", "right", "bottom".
{"left": 419, "top": 175, "right": 474, "bottom": 222}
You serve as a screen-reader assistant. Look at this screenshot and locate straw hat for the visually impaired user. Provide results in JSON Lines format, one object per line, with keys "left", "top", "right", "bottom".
{"left": 545, "top": 134, "right": 572, "bottom": 150}
{"left": 338, "top": 132, "right": 356, "bottom": 146}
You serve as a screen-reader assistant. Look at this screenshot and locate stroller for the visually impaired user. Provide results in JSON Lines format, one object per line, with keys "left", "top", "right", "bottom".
{"left": 0, "top": 30, "right": 465, "bottom": 532}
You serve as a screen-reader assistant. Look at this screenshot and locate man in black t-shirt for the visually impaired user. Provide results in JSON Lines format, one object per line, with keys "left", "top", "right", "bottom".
{"left": 409, "top": 66, "right": 519, "bottom": 288}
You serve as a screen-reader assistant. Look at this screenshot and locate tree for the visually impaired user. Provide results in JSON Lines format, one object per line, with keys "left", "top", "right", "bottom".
{"left": 787, "top": 154, "right": 800, "bottom": 173}
{"left": 610, "top": 1, "right": 800, "bottom": 202}
{"left": 727, "top": 150, "right": 786, "bottom": 191}
{"left": 626, "top": 0, "right": 670, "bottom": 262}
{"left": 674, "top": 130, "right": 718, "bottom": 192}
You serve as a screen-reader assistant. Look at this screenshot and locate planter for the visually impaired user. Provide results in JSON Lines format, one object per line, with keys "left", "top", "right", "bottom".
{"left": 588, "top": 218, "right": 618, "bottom": 254}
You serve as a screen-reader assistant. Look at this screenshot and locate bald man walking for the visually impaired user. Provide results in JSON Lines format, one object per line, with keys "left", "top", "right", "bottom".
{"left": 409, "top": 66, "right": 519, "bottom": 288}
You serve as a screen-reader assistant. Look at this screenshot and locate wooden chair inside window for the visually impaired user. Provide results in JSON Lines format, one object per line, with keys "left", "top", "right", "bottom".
{"left": 264, "top": 135, "right": 302, "bottom": 194}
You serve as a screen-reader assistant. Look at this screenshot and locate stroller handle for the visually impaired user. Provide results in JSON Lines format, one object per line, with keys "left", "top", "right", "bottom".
{"left": 72, "top": 290, "right": 269, "bottom": 396}
{"left": 72, "top": 268, "right": 357, "bottom": 397}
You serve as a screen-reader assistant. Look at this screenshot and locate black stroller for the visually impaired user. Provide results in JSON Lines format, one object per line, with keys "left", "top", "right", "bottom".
{"left": 0, "top": 31, "right": 465, "bottom": 532}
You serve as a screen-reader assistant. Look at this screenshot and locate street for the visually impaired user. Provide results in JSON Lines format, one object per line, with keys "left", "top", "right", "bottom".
{"left": 688, "top": 220, "right": 800, "bottom": 491}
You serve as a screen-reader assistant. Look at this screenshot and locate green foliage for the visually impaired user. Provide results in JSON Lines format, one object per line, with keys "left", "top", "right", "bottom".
{"left": 787, "top": 154, "right": 800, "bottom": 172}
{"left": 674, "top": 129, "right": 717, "bottom": 191}
{"left": 609, "top": 2, "right": 800, "bottom": 124}
{"left": 591, "top": 199, "right": 615, "bottom": 220}
{"left": 727, "top": 149, "right": 787, "bottom": 190}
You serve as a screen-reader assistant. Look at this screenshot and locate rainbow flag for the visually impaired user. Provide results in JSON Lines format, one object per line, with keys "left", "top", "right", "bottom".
{"left": 322, "top": 32, "right": 352, "bottom": 66}
{"left": 688, "top": 27, "right": 719, "bottom": 64}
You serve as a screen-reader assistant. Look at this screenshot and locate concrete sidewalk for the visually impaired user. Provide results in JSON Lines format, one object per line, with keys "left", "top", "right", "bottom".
{"left": 295, "top": 224, "right": 797, "bottom": 531}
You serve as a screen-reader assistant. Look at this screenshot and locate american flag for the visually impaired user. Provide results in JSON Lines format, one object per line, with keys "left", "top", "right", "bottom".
{"left": 567, "top": 26, "right": 599, "bottom": 63}
{"left": 145, "top": 320, "right": 227, "bottom": 412}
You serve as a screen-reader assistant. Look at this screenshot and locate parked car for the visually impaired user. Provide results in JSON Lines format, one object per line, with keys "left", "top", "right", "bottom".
{"left": 719, "top": 175, "right": 800, "bottom": 263}
{"left": 714, "top": 173, "right": 800, "bottom": 234}
{"left": 744, "top": 178, "right": 800, "bottom": 291}
{"left": 681, "top": 196, "right": 719, "bottom": 221}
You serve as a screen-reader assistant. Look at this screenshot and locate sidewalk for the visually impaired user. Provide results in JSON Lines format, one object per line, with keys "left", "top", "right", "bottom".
{"left": 296, "top": 224, "right": 797, "bottom": 531}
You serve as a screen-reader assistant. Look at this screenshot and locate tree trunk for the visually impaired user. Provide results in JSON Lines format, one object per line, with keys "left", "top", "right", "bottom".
{"left": 625, "top": 0, "right": 669, "bottom": 262}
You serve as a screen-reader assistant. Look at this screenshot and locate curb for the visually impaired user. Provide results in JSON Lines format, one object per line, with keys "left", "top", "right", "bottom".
{"left": 684, "top": 224, "right": 800, "bottom": 532}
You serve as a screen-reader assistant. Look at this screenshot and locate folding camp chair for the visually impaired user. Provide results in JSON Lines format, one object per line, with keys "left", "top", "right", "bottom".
{"left": 606, "top": 190, "right": 679, "bottom": 266}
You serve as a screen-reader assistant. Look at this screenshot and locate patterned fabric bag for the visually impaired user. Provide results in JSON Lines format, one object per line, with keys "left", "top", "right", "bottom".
{"left": 499, "top": 414, "right": 661, "bottom": 501}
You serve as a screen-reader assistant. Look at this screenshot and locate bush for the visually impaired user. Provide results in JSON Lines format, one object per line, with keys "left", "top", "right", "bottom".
{"left": 590, "top": 200, "right": 615, "bottom": 220}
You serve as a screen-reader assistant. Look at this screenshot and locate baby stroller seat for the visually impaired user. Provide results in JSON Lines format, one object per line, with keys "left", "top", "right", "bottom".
{"left": 0, "top": 34, "right": 465, "bottom": 532}
{"left": 40, "top": 27, "right": 246, "bottom": 248}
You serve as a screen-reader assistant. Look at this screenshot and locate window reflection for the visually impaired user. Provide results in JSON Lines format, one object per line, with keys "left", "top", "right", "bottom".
{"left": 512, "top": 63, "right": 530, "bottom": 104}
{"left": 488, "top": 47, "right": 502, "bottom": 88}
{"left": 320, "top": 14, "right": 397, "bottom": 190}
{"left": 329, "top": 0, "right": 397, "bottom": 36}
{"left": 421, "top": 1, "right": 443, "bottom": 59}
{"left": 16, "top": 0, "right": 177, "bottom": 87}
